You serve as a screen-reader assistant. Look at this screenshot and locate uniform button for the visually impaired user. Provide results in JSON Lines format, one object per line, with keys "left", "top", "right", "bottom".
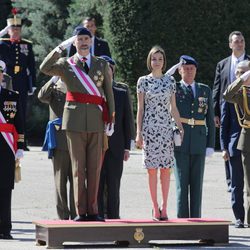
{"left": 192, "top": 103, "right": 194, "bottom": 106}
{"left": 191, "top": 125, "right": 194, "bottom": 128}
{"left": 16, "top": 61, "right": 18, "bottom": 64}
{"left": 191, "top": 111, "right": 194, "bottom": 113}
{"left": 16, "top": 57, "right": 18, "bottom": 59}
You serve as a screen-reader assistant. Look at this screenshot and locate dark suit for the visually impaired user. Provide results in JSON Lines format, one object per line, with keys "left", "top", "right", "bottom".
{"left": 213, "top": 54, "right": 250, "bottom": 190}
{"left": 38, "top": 78, "right": 76, "bottom": 219}
{"left": 220, "top": 101, "right": 244, "bottom": 223}
{"left": 174, "top": 81, "right": 215, "bottom": 218}
{"left": 0, "top": 87, "right": 24, "bottom": 235}
{"left": 224, "top": 77, "right": 250, "bottom": 225}
{"left": 68, "top": 36, "right": 111, "bottom": 57}
{"left": 98, "top": 82, "right": 132, "bottom": 219}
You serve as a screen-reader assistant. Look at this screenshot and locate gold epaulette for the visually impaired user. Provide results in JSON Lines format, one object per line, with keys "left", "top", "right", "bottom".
{"left": 21, "top": 38, "right": 32, "bottom": 44}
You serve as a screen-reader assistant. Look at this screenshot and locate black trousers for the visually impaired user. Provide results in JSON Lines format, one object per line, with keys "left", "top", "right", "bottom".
{"left": 98, "top": 150, "right": 123, "bottom": 219}
{"left": 0, "top": 188, "right": 12, "bottom": 234}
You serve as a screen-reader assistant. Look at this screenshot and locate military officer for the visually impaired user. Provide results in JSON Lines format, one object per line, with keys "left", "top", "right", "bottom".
{"left": 0, "top": 13, "right": 36, "bottom": 150}
{"left": 174, "top": 55, "right": 215, "bottom": 218}
{"left": 38, "top": 76, "right": 76, "bottom": 220}
{"left": 97, "top": 56, "right": 133, "bottom": 219}
{"left": 40, "top": 27, "right": 115, "bottom": 222}
{"left": 0, "top": 62, "right": 24, "bottom": 239}
{"left": 223, "top": 60, "right": 250, "bottom": 227}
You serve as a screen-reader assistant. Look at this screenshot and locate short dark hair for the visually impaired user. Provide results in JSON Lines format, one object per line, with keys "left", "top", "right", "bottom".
{"left": 83, "top": 17, "right": 96, "bottom": 24}
{"left": 229, "top": 31, "right": 244, "bottom": 43}
{"left": 146, "top": 46, "right": 166, "bottom": 72}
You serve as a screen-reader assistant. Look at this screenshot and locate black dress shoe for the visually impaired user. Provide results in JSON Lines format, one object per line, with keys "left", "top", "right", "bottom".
{"left": 2, "top": 233, "right": 13, "bottom": 239}
{"left": 87, "top": 214, "right": 105, "bottom": 221}
{"left": 235, "top": 219, "right": 244, "bottom": 228}
{"left": 73, "top": 215, "right": 87, "bottom": 222}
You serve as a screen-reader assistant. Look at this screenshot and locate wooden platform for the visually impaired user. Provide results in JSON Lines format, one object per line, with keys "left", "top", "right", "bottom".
{"left": 33, "top": 218, "right": 231, "bottom": 248}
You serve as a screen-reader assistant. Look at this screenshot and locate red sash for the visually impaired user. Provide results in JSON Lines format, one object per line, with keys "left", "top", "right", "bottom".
{"left": 0, "top": 123, "right": 18, "bottom": 152}
{"left": 66, "top": 92, "right": 110, "bottom": 122}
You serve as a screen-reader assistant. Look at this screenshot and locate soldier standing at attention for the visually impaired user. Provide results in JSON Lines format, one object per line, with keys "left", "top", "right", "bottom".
{"left": 38, "top": 76, "right": 76, "bottom": 220}
{"left": 40, "top": 27, "right": 115, "bottom": 222}
{"left": 0, "top": 11, "right": 36, "bottom": 150}
{"left": 223, "top": 61, "right": 250, "bottom": 227}
{"left": 0, "top": 61, "right": 24, "bottom": 239}
{"left": 174, "top": 55, "right": 215, "bottom": 218}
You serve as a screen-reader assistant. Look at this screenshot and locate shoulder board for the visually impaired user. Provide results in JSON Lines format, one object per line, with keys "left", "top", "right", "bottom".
{"left": 0, "top": 38, "right": 10, "bottom": 41}
{"left": 115, "top": 82, "right": 129, "bottom": 89}
{"left": 96, "top": 56, "right": 107, "bottom": 62}
{"left": 113, "top": 86, "right": 127, "bottom": 92}
{"left": 21, "top": 38, "right": 33, "bottom": 44}
{"left": 197, "top": 82, "right": 210, "bottom": 89}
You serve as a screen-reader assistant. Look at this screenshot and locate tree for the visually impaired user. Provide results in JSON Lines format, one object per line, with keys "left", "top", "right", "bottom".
{"left": 0, "top": 0, "right": 12, "bottom": 30}
{"left": 12, "top": 0, "right": 72, "bottom": 142}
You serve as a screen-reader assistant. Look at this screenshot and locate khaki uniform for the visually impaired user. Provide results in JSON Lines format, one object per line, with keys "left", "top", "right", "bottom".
{"left": 224, "top": 77, "right": 250, "bottom": 224}
{"left": 38, "top": 78, "right": 76, "bottom": 219}
{"left": 40, "top": 49, "right": 115, "bottom": 216}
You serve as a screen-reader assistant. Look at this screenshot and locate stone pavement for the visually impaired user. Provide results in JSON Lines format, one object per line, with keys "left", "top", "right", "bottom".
{"left": 0, "top": 147, "right": 249, "bottom": 250}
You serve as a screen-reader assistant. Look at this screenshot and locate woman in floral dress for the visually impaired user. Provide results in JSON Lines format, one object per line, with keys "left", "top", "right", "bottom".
{"left": 136, "top": 46, "right": 183, "bottom": 220}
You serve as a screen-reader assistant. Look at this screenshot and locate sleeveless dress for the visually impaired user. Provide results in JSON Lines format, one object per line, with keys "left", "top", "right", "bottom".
{"left": 137, "top": 74, "right": 176, "bottom": 169}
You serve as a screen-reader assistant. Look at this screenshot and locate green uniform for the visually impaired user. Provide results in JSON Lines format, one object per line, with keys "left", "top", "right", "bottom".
{"left": 223, "top": 77, "right": 250, "bottom": 224}
{"left": 40, "top": 49, "right": 115, "bottom": 216}
{"left": 174, "top": 80, "right": 215, "bottom": 218}
{"left": 38, "top": 77, "right": 76, "bottom": 219}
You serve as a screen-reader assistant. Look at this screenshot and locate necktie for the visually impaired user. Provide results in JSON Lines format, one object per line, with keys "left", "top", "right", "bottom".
{"left": 187, "top": 85, "right": 194, "bottom": 99}
{"left": 81, "top": 57, "right": 89, "bottom": 74}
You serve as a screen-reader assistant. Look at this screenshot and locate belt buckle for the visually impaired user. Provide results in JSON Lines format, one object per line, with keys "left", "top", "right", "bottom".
{"left": 188, "top": 118, "right": 195, "bottom": 126}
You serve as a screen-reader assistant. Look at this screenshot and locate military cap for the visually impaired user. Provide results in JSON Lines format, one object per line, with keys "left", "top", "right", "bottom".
{"left": 180, "top": 55, "right": 198, "bottom": 68}
{"left": 100, "top": 55, "right": 116, "bottom": 65}
{"left": 73, "top": 27, "right": 92, "bottom": 38}
{"left": 0, "top": 60, "right": 6, "bottom": 72}
{"left": 7, "top": 8, "right": 22, "bottom": 27}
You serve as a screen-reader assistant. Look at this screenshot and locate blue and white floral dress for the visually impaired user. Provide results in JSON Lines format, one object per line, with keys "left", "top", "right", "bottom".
{"left": 137, "top": 74, "right": 176, "bottom": 169}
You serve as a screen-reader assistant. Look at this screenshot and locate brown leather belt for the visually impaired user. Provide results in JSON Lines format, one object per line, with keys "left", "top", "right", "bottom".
{"left": 180, "top": 117, "right": 205, "bottom": 126}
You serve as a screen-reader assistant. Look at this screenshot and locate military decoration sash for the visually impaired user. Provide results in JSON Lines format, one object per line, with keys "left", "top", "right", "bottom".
{"left": 0, "top": 111, "right": 16, "bottom": 155}
{"left": 67, "top": 57, "right": 103, "bottom": 112}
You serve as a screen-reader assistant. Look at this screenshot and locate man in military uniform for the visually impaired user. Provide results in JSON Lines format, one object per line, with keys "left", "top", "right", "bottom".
{"left": 174, "top": 55, "right": 215, "bottom": 218}
{"left": 68, "top": 17, "right": 111, "bottom": 57}
{"left": 0, "top": 13, "right": 36, "bottom": 150}
{"left": 97, "top": 56, "right": 133, "bottom": 219}
{"left": 223, "top": 60, "right": 250, "bottom": 227}
{"left": 38, "top": 76, "right": 76, "bottom": 220}
{"left": 40, "top": 27, "right": 115, "bottom": 222}
{"left": 0, "top": 62, "right": 24, "bottom": 239}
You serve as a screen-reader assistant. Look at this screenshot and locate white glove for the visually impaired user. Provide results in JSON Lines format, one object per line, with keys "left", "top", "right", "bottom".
{"left": 166, "top": 58, "right": 185, "bottom": 76}
{"left": 0, "top": 25, "right": 11, "bottom": 38}
{"left": 105, "top": 123, "right": 114, "bottom": 136}
{"left": 15, "top": 149, "right": 24, "bottom": 160}
{"left": 240, "top": 69, "right": 250, "bottom": 81}
{"left": 55, "top": 35, "right": 77, "bottom": 53}
{"left": 206, "top": 147, "right": 214, "bottom": 157}
{"left": 51, "top": 76, "right": 59, "bottom": 83}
